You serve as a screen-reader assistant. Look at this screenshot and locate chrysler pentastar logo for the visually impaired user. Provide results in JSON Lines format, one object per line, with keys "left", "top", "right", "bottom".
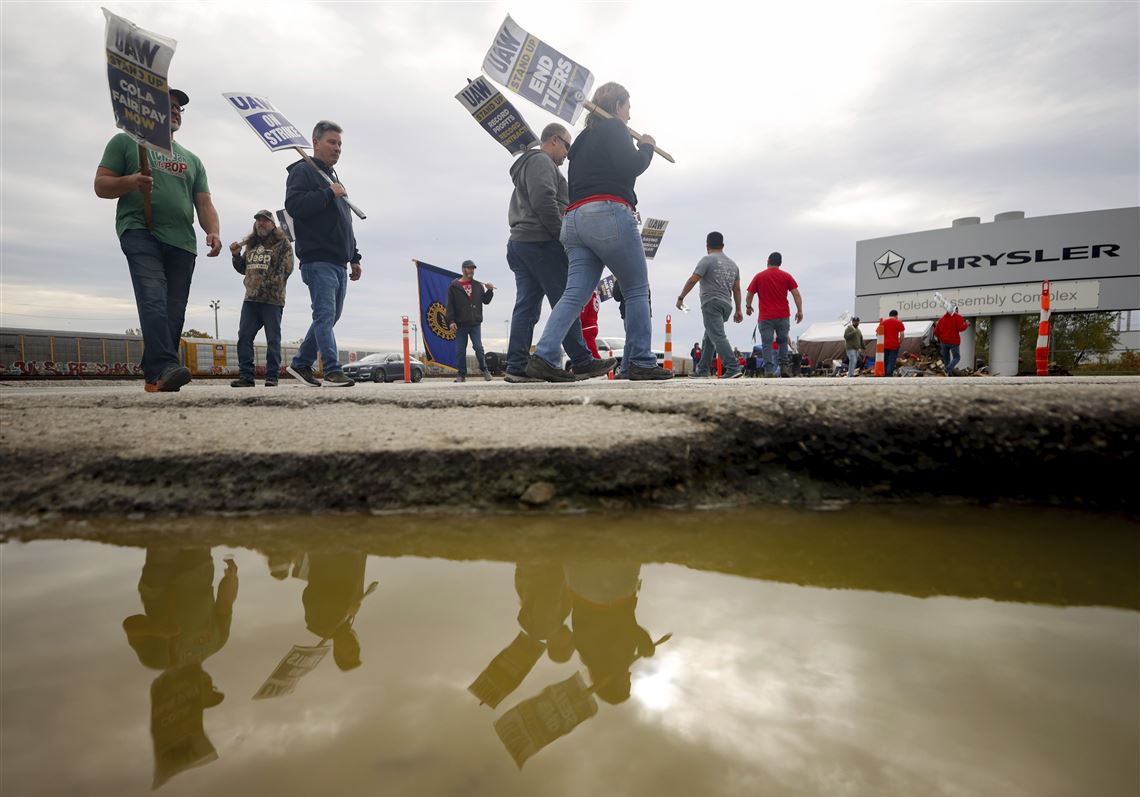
{"left": 874, "top": 250, "right": 905, "bottom": 279}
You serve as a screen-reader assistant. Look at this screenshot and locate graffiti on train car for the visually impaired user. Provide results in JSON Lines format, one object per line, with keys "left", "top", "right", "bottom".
{"left": 6, "top": 361, "right": 144, "bottom": 377}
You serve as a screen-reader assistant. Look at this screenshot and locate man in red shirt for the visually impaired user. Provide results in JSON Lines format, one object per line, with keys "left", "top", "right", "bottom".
{"left": 934, "top": 308, "right": 969, "bottom": 376}
{"left": 745, "top": 252, "right": 803, "bottom": 377}
{"left": 878, "top": 309, "right": 906, "bottom": 376}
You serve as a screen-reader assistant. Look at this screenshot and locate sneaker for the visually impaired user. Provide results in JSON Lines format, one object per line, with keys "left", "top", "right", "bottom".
{"left": 287, "top": 365, "right": 321, "bottom": 387}
{"left": 629, "top": 362, "right": 674, "bottom": 381}
{"left": 264, "top": 379, "right": 278, "bottom": 387}
{"left": 690, "top": 372, "right": 710, "bottom": 379}
{"left": 570, "top": 357, "right": 617, "bottom": 380}
{"left": 230, "top": 378, "right": 255, "bottom": 388}
{"left": 723, "top": 369, "right": 744, "bottom": 380}
{"left": 504, "top": 371, "right": 542, "bottom": 383}
{"left": 323, "top": 370, "right": 355, "bottom": 387}
{"left": 525, "top": 354, "right": 575, "bottom": 383}
{"left": 454, "top": 375, "right": 466, "bottom": 383}
{"left": 147, "top": 365, "right": 191, "bottom": 393}
{"left": 482, "top": 370, "right": 493, "bottom": 381}
{"left": 613, "top": 371, "right": 629, "bottom": 380}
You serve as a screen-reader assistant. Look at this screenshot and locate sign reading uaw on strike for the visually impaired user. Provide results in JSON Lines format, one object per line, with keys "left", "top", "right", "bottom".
{"left": 481, "top": 15, "right": 594, "bottom": 125}
{"left": 102, "top": 8, "right": 177, "bottom": 155}
{"left": 455, "top": 77, "right": 536, "bottom": 155}
{"left": 222, "top": 93, "right": 309, "bottom": 151}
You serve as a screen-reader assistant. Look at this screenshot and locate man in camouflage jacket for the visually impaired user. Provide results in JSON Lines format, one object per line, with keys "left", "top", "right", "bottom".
{"left": 229, "top": 209, "right": 294, "bottom": 386}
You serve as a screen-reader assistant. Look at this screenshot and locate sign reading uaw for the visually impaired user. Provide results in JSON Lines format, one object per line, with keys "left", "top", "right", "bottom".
{"left": 102, "top": 8, "right": 177, "bottom": 155}
{"left": 854, "top": 207, "right": 1140, "bottom": 320}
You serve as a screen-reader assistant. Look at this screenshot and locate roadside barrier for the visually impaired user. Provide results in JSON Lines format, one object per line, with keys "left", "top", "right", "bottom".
{"left": 874, "top": 318, "right": 885, "bottom": 377}
{"left": 1036, "top": 280, "right": 1051, "bottom": 376}
{"left": 402, "top": 315, "right": 412, "bottom": 383}
{"left": 664, "top": 315, "right": 673, "bottom": 371}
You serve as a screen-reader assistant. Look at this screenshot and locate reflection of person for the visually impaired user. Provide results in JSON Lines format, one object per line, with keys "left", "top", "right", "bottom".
{"left": 563, "top": 561, "right": 656, "bottom": 705}
{"left": 844, "top": 316, "right": 864, "bottom": 378}
{"left": 94, "top": 87, "right": 222, "bottom": 393}
{"left": 934, "top": 308, "right": 969, "bottom": 376}
{"left": 121, "top": 549, "right": 237, "bottom": 789}
{"left": 285, "top": 120, "right": 363, "bottom": 388}
{"left": 677, "top": 231, "right": 744, "bottom": 379}
{"left": 229, "top": 210, "right": 294, "bottom": 387}
{"left": 302, "top": 552, "right": 369, "bottom": 671}
{"left": 879, "top": 309, "right": 906, "bottom": 377}
{"left": 526, "top": 82, "right": 671, "bottom": 382}
{"left": 745, "top": 252, "right": 803, "bottom": 377}
{"left": 446, "top": 260, "right": 495, "bottom": 383}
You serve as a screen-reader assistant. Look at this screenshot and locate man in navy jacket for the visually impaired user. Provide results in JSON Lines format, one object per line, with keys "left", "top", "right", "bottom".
{"left": 285, "top": 120, "right": 363, "bottom": 387}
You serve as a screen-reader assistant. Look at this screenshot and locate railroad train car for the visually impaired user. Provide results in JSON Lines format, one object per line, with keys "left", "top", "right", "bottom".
{"left": 0, "top": 327, "right": 362, "bottom": 380}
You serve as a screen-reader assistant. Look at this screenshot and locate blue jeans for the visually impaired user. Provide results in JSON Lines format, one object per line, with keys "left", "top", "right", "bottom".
{"left": 293, "top": 261, "right": 347, "bottom": 373}
{"left": 505, "top": 240, "right": 592, "bottom": 373}
{"left": 238, "top": 301, "right": 284, "bottom": 380}
{"left": 536, "top": 201, "right": 653, "bottom": 369}
{"left": 697, "top": 299, "right": 739, "bottom": 376}
{"left": 758, "top": 317, "right": 790, "bottom": 375}
{"left": 940, "top": 343, "right": 961, "bottom": 375}
{"left": 883, "top": 348, "right": 900, "bottom": 376}
{"left": 119, "top": 228, "right": 196, "bottom": 383}
{"left": 847, "top": 348, "right": 859, "bottom": 377}
{"left": 455, "top": 324, "right": 486, "bottom": 376}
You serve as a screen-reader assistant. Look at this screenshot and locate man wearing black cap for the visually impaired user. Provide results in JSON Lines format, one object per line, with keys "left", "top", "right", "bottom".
{"left": 229, "top": 210, "right": 294, "bottom": 387}
{"left": 95, "top": 88, "right": 222, "bottom": 392}
{"left": 445, "top": 260, "right": 494, "bottom": 382}
{"left": 745, "top": 252, "right": 804, "bottom": 377}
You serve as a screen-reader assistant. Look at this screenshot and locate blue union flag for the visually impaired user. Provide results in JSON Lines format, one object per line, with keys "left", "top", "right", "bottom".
{"left": 416, "top": 260, "right": 462, "bottom": 370}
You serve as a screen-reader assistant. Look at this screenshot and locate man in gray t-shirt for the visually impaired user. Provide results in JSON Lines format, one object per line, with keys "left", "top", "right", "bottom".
{"left": 676, "top": 231, "right": 744, "bottom": 378}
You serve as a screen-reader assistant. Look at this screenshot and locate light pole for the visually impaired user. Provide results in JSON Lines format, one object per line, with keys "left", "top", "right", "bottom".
{"left": 503, "top": 319, "right": 509, "bottom": 346}
{"left": 209, "top": 299, "right": 221, "bottom": 339}
{"left": 410, "top": 322, "right": 419, "bottom": 357}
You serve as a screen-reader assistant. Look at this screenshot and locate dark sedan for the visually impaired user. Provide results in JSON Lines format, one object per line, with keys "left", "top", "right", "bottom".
{"left": 344, "top": 353, "right": 425, "bottom": 383}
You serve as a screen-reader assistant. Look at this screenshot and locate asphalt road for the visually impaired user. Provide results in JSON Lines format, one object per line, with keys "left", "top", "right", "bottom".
{"left": 2, "top": 374, "right": 1138, "bottom": 517}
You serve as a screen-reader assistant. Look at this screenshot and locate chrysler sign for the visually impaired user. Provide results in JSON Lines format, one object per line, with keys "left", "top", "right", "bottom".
{"left": 873, "top": 243, "right": 1120, "bottom": 279}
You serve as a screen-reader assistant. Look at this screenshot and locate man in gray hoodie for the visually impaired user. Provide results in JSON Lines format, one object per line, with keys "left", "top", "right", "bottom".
{"left": 504, "top": 124, "right": 615, "bottom": 382}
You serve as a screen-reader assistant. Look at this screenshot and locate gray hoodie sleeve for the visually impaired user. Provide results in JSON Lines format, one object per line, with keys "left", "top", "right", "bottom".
{"left": 523, "top": 156, "right": 565, "bottom": 240}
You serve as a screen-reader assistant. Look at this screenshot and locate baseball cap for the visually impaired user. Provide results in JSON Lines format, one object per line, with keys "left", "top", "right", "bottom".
{"left": 461, "top": 259, "right": 476, "bottom": 269}
{"left": 170, "top": 88, "right": 190, "bottom": 107}
{"left": 254, "top": 209, "right": 274, "bottom": 221}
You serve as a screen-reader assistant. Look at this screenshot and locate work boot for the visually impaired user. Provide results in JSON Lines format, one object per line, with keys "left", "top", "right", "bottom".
{"left": 629, "top": 363, "right": 674, "bottom": 381}
{"left": 571, "top": 357, "right": 617, "bottom": 380}
{"left": 230, "top": 377, "right": 255, "bottom": 388}
{"left": 147, "top": 365, "right": 191, "bottom": 393}
{"left": 323, "top": 370, "right": 355, "bottom": 387}
{"left": 525, "top": 354, "right": 575, "bottom": 383}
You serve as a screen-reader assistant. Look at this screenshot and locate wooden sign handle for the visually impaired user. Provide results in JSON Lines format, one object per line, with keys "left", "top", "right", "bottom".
{"left": 582, "top": 101, "right": 675, "bottom": 163}
{"left": 137, "top": 144, "right": 154, "bottom": 229}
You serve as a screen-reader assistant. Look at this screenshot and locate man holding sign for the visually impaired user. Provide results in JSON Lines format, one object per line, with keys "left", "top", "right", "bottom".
{"left": 95, "top": 88, "right": 222, "bottom": 393}
{"left": 285, "top": 121, "right": 363, "bottom": 388}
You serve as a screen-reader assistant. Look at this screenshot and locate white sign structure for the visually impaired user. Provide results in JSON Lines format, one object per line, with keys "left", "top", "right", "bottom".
{"left": 855, "top": 207, "right": 1139, "bottom": 320}
{"left": 222, "top": 93, "right": 308, "bottom": 151}
{"left": 880, "top": 280, "right": 1102, "bottom": 320}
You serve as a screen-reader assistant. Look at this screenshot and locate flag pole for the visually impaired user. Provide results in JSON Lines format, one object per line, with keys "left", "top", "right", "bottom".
{"left": 582, "top": 101, "right": 675, "bottom": 163}
{"left": 137, "top": 144, "right": 154, "bottom": 229}
{"left": 291, "top": 145, "right": 367, "bottom": 219}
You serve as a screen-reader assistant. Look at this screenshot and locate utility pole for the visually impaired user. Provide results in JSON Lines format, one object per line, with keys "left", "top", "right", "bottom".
{"left": 410, "top": 322, "right": 419, "bottom": 357}
{"left": 209, "top": 299, "right": 221, "bottom": 339}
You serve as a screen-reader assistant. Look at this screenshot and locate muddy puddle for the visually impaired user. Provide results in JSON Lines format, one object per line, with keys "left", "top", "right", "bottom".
{"left": 1, "top": 506, "right": 1137, "bottom": 796}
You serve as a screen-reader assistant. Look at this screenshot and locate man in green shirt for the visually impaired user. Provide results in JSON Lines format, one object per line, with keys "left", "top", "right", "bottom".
{"left": 94, "top": 88, "right": 222, "bottom": 392}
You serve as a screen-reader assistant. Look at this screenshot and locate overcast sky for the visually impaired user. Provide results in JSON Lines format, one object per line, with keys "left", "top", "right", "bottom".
{"left": 2, "top": 1, "right": 1137, "bottom": 353}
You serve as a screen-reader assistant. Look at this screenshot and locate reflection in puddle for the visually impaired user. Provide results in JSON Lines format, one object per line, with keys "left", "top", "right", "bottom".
{"left": 1, "top": 506, "right": 1137, "bottom": 796}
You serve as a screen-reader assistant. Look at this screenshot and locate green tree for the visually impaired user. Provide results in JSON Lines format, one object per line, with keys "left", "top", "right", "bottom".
{"left": 124, "top": 327, "right": 142, "bottom": 336}
{"left": 974, "top": 312, "right": 1119, "bottom": 374}
{"left": 182, "top": 328, "right": 212, "bottom": 339}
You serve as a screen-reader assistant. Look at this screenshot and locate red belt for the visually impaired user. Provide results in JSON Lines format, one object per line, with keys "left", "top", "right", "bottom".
{"left": 565, "top": 194, "right": 632, "bottom": 213}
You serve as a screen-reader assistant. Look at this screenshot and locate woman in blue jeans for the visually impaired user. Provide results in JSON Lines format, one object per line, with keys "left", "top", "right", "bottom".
{"left": 526, "top": 82, "right": 672, "bottom": 382}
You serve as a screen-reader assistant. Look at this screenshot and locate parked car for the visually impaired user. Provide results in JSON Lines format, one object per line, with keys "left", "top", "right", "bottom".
{"left": 562, "top": 336, "right": 664, "bottom": 368}
{"left": 344, "top": 353, "right": 425, "bottom": 383}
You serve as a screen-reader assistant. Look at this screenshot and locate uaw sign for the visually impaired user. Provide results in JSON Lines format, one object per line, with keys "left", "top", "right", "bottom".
{"left": 855, "top": 207, "right": 1139, "bottom": 321}
{"left": 456, "top": 77, "right": 537, "bottom": 155}
{"left": 482, "top": 15, "right": 594, "bottom": 125}
{"left": 641, "top": 218, "right": 669, "bottom": 260}
{"left": 102, "top": 8, "right": 177, "bottom": 155}
{"left": 223, "top": 93, "right": 309, "bottom": 151}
